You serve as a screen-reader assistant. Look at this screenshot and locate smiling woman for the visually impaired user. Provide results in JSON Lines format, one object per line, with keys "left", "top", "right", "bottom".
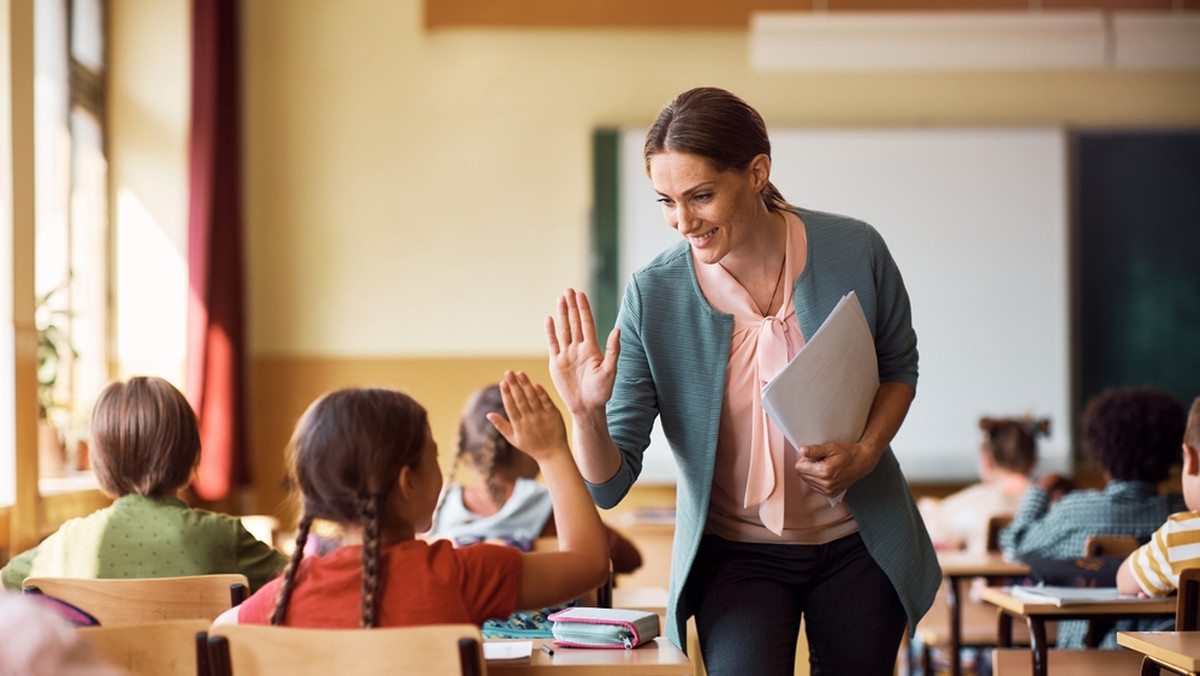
{"left": 548, "top": 87, "right": 940, "bottom": 676}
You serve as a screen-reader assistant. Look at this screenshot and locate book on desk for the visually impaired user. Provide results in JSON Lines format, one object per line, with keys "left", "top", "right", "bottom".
{"left": 1009, "top": 585, "right": 1160, "bottom": 607}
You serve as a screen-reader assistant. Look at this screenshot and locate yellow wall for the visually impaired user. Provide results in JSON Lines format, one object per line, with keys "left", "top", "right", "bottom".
{"left": 107, "top": 0, "right": 1200, "bottom": 518}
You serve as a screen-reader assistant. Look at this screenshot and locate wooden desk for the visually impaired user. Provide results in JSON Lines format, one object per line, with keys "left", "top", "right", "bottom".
{"left": 486, "top": 638, "right": 694, "bottom": 675}
{"left": 1118, "top": 631, "right": 1200, "bottom": 676}
{"left": 929, "top": 552, "right": 1030, "bottom": 676}
{"left": 980, "top": 586, "right": 1176, "bottom": 676}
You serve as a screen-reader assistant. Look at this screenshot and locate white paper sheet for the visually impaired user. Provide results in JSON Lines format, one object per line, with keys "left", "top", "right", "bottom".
{"left": 483, "top": 640, "right": 533, "bottom": 661}
{"left": 761, "top": 291, "right": 879, "bottom": 505}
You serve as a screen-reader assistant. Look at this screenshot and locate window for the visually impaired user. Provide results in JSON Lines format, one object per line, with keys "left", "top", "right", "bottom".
{"left": 33, "top": 0, "right": 109, "bottom": 481}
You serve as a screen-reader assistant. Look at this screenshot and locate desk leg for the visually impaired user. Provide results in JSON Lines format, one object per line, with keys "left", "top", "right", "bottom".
{"left": 946, "top": 577, "right": 963, "bottom": 676}
{"left": 1027, "top": 617, "right": 1049, "bottom": 676}
{"left": 996, "top": 611, "right": 1013, "bottom": 648}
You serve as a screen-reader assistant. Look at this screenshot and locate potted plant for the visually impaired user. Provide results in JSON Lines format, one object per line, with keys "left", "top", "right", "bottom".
{"left": 35, "top": 285, "right": 76, "bottom": 476}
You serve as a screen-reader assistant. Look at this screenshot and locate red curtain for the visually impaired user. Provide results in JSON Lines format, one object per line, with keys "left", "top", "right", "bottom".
{"left": 187, "top": 0, "right": 245, "bottom": 501}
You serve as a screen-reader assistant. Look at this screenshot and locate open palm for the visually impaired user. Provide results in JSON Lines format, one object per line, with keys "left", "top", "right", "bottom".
{"left": 545, "top": 289, "right": 620, "bottom": 416}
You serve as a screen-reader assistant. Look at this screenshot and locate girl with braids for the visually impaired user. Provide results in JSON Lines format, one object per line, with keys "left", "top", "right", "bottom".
{"left": 918, "top": 415, "right": 1051, "bottom": 554}
{"left": 430, "top": 383, "right": 643, "bottom": 575}
{"left": 214, "top": 370, "right": 610, "bottom": 628}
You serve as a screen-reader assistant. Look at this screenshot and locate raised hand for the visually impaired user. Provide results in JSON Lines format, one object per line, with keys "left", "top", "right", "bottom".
{"left": 545, "top": 289, "right": 620, "bottom": 417}
{"left": 487, "top": 371, "right": 568, "bottom": 463}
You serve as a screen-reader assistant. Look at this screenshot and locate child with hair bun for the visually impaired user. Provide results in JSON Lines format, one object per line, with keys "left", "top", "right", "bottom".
{"left": 919, "top": 415, "right": 1050, "bottom": 554}
{"left": 217, "top": 370, "right": 610, "bottom": 628}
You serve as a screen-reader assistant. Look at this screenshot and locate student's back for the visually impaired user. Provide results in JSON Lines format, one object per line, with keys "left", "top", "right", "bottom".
{"left": 217, "top": 371, "right": 609, "bottom": 629}
{"left": 1000, "top": 386, "right": 1187, "bottom": 648}
{"left": 919, "top": 416, "right": 1047, "bottom": 554}
{"left": 0, "top": 376, "right": 286, "bottom": 592}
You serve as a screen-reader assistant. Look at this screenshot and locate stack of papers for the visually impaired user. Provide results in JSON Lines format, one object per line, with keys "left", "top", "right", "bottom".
{"left": 761, "top": 291, "right": 879, "bottom": 506}
{"left": 1009, "top": 585, "right": 1156, "bottom": 607}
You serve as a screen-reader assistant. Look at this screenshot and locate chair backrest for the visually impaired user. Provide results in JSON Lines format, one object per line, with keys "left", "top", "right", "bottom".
{"left": 23, "top": 574, "right": 249, "bottom": 625}
{"left": 206, "top": 623, "right": 486, "bottom": 676}
{"left": 78, "top": 618, "right": 212, "bottom": 676}
{"left": 986, "top": 515, "right": 1013, "bottom": 553}
{"left": 1176, "top": 566, "right": 1200, "bottom": 630}
{"left": 1082, "top": 534, "right": 1140, "bottom": 558}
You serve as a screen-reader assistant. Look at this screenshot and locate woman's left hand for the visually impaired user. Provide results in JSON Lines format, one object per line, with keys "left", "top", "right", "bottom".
{"left": 793, "top": 441, "right": 878, "bottom": 498}
{"left": 793, "top": 381, "right": 915, "bottom": 499}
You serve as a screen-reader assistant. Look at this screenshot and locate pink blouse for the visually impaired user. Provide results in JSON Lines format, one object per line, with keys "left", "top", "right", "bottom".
{"left": 695, "top": 211, "right": 857, "bottom": 544}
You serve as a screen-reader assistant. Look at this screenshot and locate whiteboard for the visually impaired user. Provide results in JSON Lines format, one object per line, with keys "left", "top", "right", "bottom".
{"left": 616, "top": 127, "right": 1071, "bottom": 483}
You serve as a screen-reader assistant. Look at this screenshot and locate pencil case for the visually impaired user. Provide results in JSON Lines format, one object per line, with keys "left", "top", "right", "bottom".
{"left": 547, "top": 607, "right": 660, "bottom": 649}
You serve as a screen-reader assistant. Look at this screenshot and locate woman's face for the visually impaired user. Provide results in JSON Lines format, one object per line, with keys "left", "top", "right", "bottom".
{"left": 648, "top": 150, "right": 768, "bottom": 266}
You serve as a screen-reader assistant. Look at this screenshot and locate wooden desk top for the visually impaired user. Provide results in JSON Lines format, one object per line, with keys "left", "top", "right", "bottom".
{"left": 486, "top": 638, "right": 694, "bottom": 676}
{"left": 936, "top": 551, "right": 1030, "bottom": 578}
{"left": 1118, "top": 631, "right": 1200, "bottom": 674}
{"left": 979, "top": 586, "right": 1177, "bottom": 617}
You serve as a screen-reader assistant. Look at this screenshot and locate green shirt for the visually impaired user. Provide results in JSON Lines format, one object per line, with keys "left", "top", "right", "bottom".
{"left": 1, "top": 493, "right": 286, "bottom": 592}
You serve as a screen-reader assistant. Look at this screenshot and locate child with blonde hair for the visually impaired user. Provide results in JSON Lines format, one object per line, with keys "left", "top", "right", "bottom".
{"left": 217, "top": 370, "right": 609, "bottom": 627}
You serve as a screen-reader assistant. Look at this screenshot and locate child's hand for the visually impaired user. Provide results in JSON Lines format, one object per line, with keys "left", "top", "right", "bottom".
{"left": 488, "top": 371, "right": 568, "bottom": 463}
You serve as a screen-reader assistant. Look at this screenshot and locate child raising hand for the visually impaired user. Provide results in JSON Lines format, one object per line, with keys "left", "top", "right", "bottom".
{"left": 216, "top": 370, "right": 610, "bottom": 627}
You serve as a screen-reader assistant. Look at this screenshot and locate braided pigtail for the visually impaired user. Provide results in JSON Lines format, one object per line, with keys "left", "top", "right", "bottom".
{"left": 270, "top": 513, "right": 314, "bottom": 626}
{"left": 359, "top": 492, "right": 383, "bottom": 628}
{"left": 481, "top": 434, "right": 507, "bottom": 508}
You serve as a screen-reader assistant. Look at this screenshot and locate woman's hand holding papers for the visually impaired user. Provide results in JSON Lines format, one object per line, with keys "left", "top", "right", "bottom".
{"left": 794, "top": 440, "right": 876, "bottom": 500}
{"left": 794, "top": 381, "right": 916, "bottom": 500}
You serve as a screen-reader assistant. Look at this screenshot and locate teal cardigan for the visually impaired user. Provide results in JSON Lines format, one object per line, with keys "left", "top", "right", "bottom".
{"left": 589, "top": 208, "right": 941, "bottom": 649}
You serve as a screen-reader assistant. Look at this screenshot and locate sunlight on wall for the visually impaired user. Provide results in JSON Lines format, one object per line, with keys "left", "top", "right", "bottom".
{"left": 114, "top": 186, "right": 186, "bottom": 386}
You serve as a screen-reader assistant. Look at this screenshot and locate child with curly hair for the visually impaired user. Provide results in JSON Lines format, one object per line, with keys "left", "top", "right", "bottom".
{"left": 1000, "top": 386, "right": 1186, "bottom": 648}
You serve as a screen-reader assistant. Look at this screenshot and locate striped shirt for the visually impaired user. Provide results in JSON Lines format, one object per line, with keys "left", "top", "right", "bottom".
{"left": 1128, "top": 511, "right": 1200, "bottom": 597}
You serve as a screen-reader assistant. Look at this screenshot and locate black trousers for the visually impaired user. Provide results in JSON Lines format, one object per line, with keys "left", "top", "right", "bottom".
{"left": 686, "top": 532, "right": 907, "bottom": 676}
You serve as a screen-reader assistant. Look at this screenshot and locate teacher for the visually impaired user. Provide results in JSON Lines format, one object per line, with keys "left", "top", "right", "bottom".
{"left": 546, "top": 87, "right": 939, "bottom": 675}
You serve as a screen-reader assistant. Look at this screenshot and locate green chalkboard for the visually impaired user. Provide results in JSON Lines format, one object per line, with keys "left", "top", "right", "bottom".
{"left": 1075, "top": 130, "right": 1200, "bottom": 423}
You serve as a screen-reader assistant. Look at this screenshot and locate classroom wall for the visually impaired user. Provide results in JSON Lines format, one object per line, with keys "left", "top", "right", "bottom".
{"left": 108, "top": 0, "right": 1200, "bottom": 519}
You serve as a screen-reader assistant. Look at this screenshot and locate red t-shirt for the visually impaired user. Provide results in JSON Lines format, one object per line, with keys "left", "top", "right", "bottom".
{"left": 237, "top": 539, "right": 522, "bottom": 627}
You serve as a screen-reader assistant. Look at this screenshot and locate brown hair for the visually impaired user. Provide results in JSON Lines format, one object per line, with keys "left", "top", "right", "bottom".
{"left": 644, "top": 86, "right": 793, "bottom": 212}
{"left": 1186, "top": 395, "right": 1200, "bottom": 450}
{"left": 89, "top": 376, "right": 200, "bottom": 497}
{"left": 450, "top": 384, "right": 514, "bottom": 507}
{"left": 271, "top": 387, "right": 429, "bottom": 628}
{"left": 979, "top": 416, "right": 1049, "bottom": 475}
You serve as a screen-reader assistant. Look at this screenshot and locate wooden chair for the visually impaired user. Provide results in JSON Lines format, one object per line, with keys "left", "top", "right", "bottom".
{"left": 992, "top": 646, "right": 1145, "bottom": 675}
{"left": 913, "top": 581, "right": 1053, "bottom": 676}
{"left": 986, "top": 514, "right": 1013, "bottom": 554}
{"left": 206, "top": 623, "right": 486, "bottom": 676}
{"left": 22, "top": 574, "right": 249, "bottom": 625}
{"left": 1084, "top": 534, "right": 1140, "bottom": 558}
{"left": 78, "top": 618, "right": 212, "bottom": 676}
{"left": 1080, "top": 534, "right": 1140, "bottom": 645}
{"left": 1175, "top": 566, "right": 1200, "bottom": 631}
